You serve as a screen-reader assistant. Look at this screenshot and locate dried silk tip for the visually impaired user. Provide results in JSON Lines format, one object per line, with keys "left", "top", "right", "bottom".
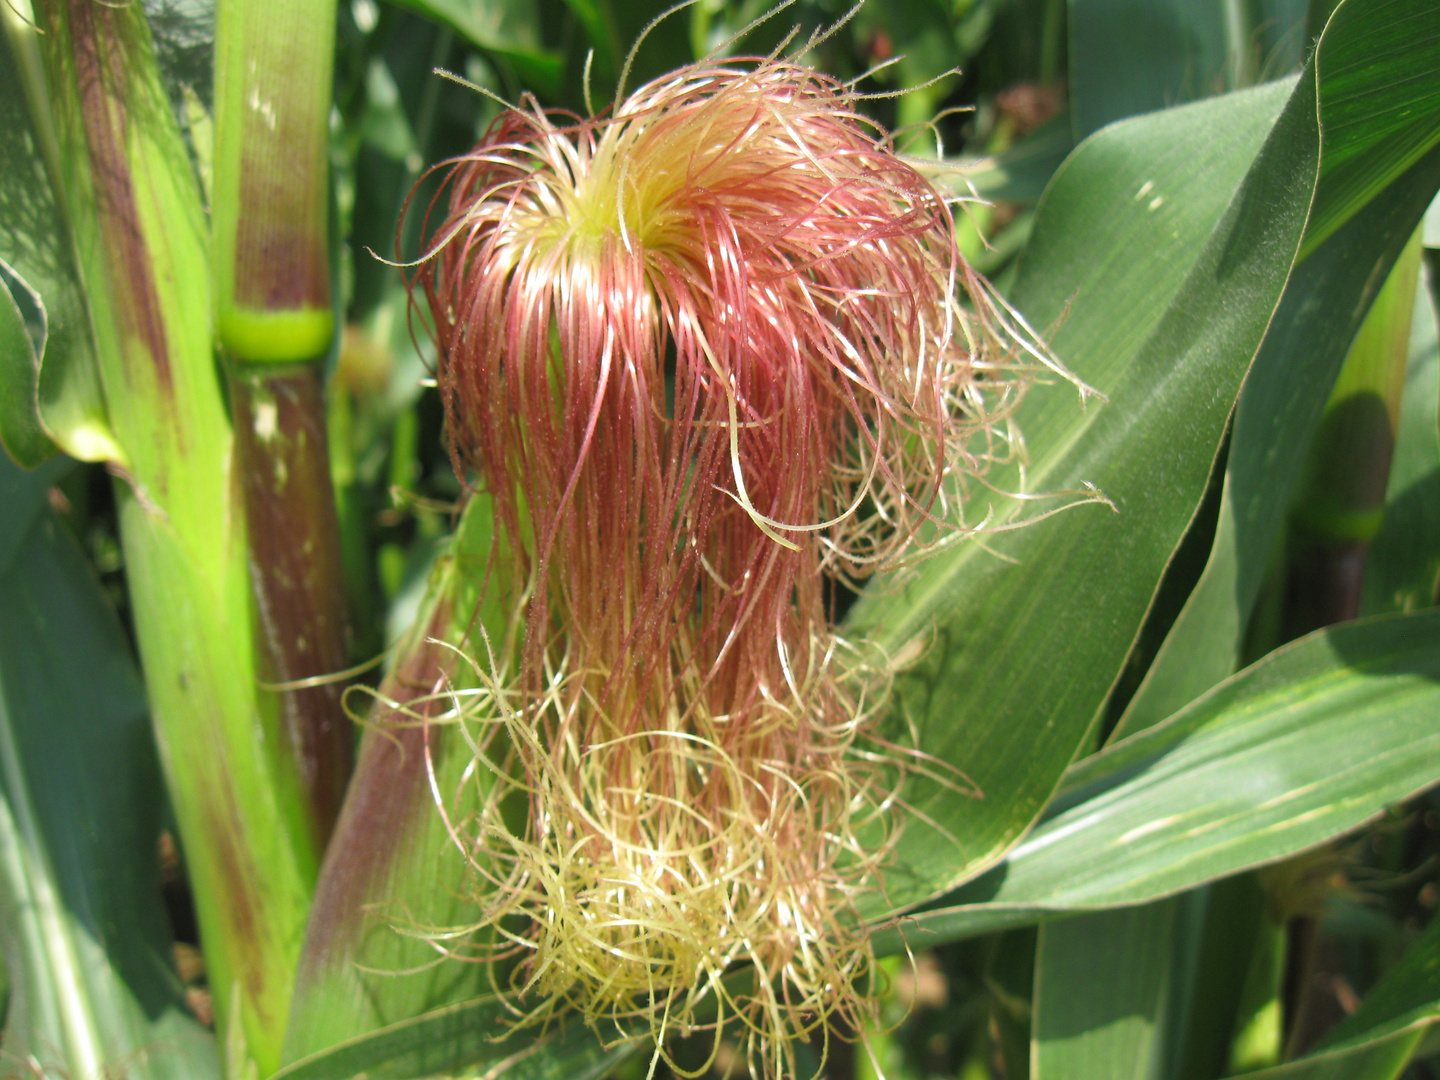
{"left": 411, "top": 54, "right": 1047, "bottom": 1079}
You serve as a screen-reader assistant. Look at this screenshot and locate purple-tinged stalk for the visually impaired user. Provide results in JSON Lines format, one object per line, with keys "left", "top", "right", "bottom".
{"left": 414, "top": 57, "right": 1040, "bottom": 1076}
{"left": 27, "top": 1, "right": 320, "bottom": 1070}
{"left": 283, "top": 492, "right": 511, "bottom": 1060}
{"left": 212, "top": 0, "right": 353, "bottom": 850}
{"left": 212, "top": 0, "right": 336, "bottom": 364}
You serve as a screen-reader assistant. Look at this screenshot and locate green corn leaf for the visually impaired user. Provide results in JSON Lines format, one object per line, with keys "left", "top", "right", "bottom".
{"left": 1031, "top": 900, "right": 1178, "bottom": 1080}
{"left": 1165, "top": 876, "right": 1277, "bottom": 1080}
{"left": 0, "top": 258, "right": 51, "bottom": 467}
{"left": 852, "top": 0, "right": 1440, "bottom": 926}
{"left": 848, "top": 70, "right": 1312, "bottom": 910}
{"left": 0, "top": 12, "right": 121, "bottom": 467}
{"left": 1112, "top": 0, "right": 1440, "bottom": 737}
{"left": 1068, "top": 0, "right": 1287, "bottom": 138}
{"left": 1299, "top": 0, "right": 1440, "bottom": 257}
{"left": 1290, "top": 229, "right": 1425, "bottom": 548}
{"left": 1234, "top": 1029, "right": 1425, "bottom": 1080}
{"left": 869, "top": 608, "right": 1440, "bottom": 952}
{"left": 0, "top": 453, "right": 220, "bottom": 1080}
{"left": 1315, "top": 906, "right": 1440, "bottom": 1055}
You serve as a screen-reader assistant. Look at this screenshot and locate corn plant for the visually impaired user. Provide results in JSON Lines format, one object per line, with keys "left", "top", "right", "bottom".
{"left": 0, "top": 0, "right": 1438, "bottom": 1079}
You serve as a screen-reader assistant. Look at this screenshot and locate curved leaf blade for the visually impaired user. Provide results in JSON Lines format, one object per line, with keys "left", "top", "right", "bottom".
{"left": 1301, "top": 0, "right": 1440, "bottom": 257}
{"left": 850, "top": 69, "right": 1316, "bottom": 910}
{"left": 1236, "top": 1029, "right": 1424, "bottom": 1080}
{"left": 873, "top": 609, "right": 1440, "bottom": 952}
{"left": 1113, "top": 0, "right": 1440, "bottom": 737}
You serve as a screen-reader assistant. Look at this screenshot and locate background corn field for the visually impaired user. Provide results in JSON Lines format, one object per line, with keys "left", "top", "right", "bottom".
{"left": 1, "top": 0, "right": 1439, "bottom": 1078}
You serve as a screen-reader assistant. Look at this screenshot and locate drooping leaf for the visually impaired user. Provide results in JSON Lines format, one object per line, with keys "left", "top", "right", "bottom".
{"left": 850, "top": 66, "right": 1313, "bottom": 909}
{"left": 1112, "top": 0, "right": 1440, "bottom": 737}
{"left": 1299, "top": 0, "right": 1440, "bottom": 256}
{"left": 869, "top": 609, "right": 1440, "bottom": 952}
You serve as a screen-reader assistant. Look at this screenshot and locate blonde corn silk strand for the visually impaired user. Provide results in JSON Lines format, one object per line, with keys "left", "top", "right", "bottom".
{"left": 413, "top": 56, "right": 1034, "bottom": 1077}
